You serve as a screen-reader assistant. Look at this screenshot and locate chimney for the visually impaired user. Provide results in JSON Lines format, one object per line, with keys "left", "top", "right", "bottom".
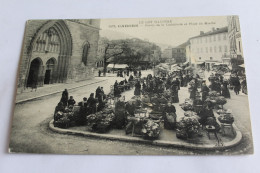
{"left": 200, "top": 31, "right": 204, "bottom": 35}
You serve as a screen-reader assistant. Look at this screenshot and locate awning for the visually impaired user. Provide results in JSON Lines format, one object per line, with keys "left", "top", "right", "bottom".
{"left": 239, "top": 64, "right": 245, "bottom": 68}
{"left": 183, "top": 61, "right": 189, "bottom": 66}
{"left": 107, "top": 64, "right": 128, "bottom": 69}
{"left": 156, "top": 63, "right": 169, "bottom": 70}
{"left": 196, "top": 62, "right": 205, "bottom": 65}
{"left": 213, "top": 63, "right": 227, "bottom": 66}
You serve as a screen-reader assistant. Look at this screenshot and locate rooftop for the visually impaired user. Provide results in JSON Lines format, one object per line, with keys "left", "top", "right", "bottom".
{"left": 190, "top": 26, "right": 228, "bottom": 39}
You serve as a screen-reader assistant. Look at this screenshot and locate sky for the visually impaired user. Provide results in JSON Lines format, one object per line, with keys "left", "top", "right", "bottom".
{"left": 100, "top": 16, "right": 228, "bottom": 49}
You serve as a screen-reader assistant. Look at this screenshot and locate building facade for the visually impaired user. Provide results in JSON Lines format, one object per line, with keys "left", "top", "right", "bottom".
{"left": 96, "top": 37, "right": 109, "bottom": 68}
{"left": 17, "top": 19, "right": 100, "bottom": 91}
{"left": 162, "top": 47, "right": 173, "bottom": 63}
{"left": 172, "top": 42, "right": 187, "bottom": 64}
{"left": 227, "top": 16, "right": 243, "bottom": 60}
{"left": 189, "top": 27, "right": 229, "bottom": 70}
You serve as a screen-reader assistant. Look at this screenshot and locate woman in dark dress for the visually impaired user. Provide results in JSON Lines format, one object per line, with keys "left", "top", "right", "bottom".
{"left": 189, "top": 84, "right": 197, "bottom": 100}
{"left": 193, "top": 92, "right": 203, "bottom": 114}
{"left": 171, "top": 81, "right": 179, "bottom": 103}
{"left": 114, "top": 80, "right": 120, "bottom": 97}
{"left": 201, "top": 82, "right": 209, "bottom": 102}
{"left": 142, "top": 82, "right": 147, "bottom": 94}
{"left": 221, "top": 80, "right": 231, "bottom": 98}
{"left": 87, "top": 93, "right": 97, "bottom": 114}
{"left": 60, "top": 89, "right": 69, "bottom": 107}
{"left": 134, "top": 81, "right": 141, "bottom": 96}
{"left": 54, "top": 102, "right": 65, "bottom": 115}
{"left": 233, "top": 77, "right": 241, "bottom": 95}
{"left": 198, "top": 102, "right": 215, "bottom": 126}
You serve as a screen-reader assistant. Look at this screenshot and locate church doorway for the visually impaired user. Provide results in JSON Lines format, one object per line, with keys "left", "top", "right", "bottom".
{"left": 44, "top": 58, "right": 56, "bottom": 84}
{"left": 27, "top": 58, "right": 42, "bottom": 87}
{"left": 44, "top": 70, "right": 51, "bottom": 84}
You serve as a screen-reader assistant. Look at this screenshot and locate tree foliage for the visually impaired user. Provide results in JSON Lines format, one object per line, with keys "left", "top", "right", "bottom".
{"left": 101, "top": 38, "right": 161, "bottom": 75}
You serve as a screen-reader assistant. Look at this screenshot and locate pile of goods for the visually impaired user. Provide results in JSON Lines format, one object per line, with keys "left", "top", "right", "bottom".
{"left": 205, "top": 91, "right": 227, "bottom": 109}
{"left": 179, "top": 99, "right": 193, "bottom": 111}
{"left": 217, "top": 110, "right": 234, "bottom": 124}
{"left": 184, "top": 111, "right": 198, "bottom": 117}
{"left": 176, "top": 111, "right": 201, "bottom": 139}
{"left": 149, "top": 110, "right": 162, "bottom": 120}
{"left": 215, "top": 96, "right": 227, "bottom": 108}
{"left": 216, "top": 109, "right": 227, "bottom": 115}
{"left": 208, "top": 91, "right": 219, "bottom": 97}
{"left": 54, "top": 107, "right": 75, "bottom": 128}
{"left": 141, "top": 119, "right": 161, "bottom": 139}
{"left": 86, "top": 108, "right": 115, "bottom": 133}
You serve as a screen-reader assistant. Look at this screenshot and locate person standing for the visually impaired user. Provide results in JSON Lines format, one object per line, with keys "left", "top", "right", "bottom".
{"left": 100, "top": 87, "right": 106, "bottom": 100}
{"left": 142, "top": 82, "right": 147, "bottom": 94}
{"left": 176, "top": 78, "right": 180, "bottom": 90}
{"left": 60, "top": 89, "right": 69, "bottom": 107}
{"left": 189, "top": 83, "right": 197, "bottom": 100}
{"left": 82, "top": 97, "right": 88, "bottom": 107}
{"left": 221, "top": 80, "right": 231, "bottom": 98}
{"left": 241, "top": 77, "right": 247, "bottom": 94}
{"left": 87, "top": 93, "right": 97, "bottom": 114}
{"left": 171, "top": 80, "right": 179, "bottom": 103}
{"left": 233, "top": 76, "right": 241, "bottom": 95}
{"left": 114, "top": 80, "right": 120, "bottom": 97}
{"left": 139, "top": 70, "right": 142, "bottom": 78}
{"left": 180, "top": 74, "right": 184, "bottom": 87}
{"left": 134, "top": 80, "right": 141, "bottom": 96}
{"left": 98, "top": 70, "right": 101, "bottom": 77}
{"left": 193, "top": 92, "right": 203, "bottom": 113}
{"left": 95, "top": 86, "right": 101, "bottom": 98}
{"left": 201, "top": 82, "right": 209, "bottom": 102}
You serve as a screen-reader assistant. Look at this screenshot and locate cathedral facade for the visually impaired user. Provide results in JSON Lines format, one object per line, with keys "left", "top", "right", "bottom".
{"left": 17, "top": 19, "right": 100, "bottom": 91}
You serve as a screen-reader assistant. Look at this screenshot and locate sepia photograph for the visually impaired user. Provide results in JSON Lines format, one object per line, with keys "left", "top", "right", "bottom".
{"left": 9, "top": 16, "right": 253, "bottom": 155}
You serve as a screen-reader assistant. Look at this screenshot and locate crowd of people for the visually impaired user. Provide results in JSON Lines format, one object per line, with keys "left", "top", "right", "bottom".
{"left": 53, "top": 65, "right": 247, "bottom": 141}
{"left": 54, "top": 86, "right": 107, "bottom": 125}
{"left": 98, "top": 68, "right": 142, "bottom": 78}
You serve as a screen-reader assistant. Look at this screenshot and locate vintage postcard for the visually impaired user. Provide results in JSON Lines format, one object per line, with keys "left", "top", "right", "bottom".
{"left": 9, "top": 16, "right": 253, "bottom": 155}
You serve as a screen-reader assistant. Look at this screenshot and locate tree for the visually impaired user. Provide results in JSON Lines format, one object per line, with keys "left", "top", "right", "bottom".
{"left": 110, "top": 38, "right": 161, "bottom": 69}
{"left": 102, "top": 40, "right": 128, "bottom": 76}
{"left": 101, "top": 38, "right": 162, "bottom": 74}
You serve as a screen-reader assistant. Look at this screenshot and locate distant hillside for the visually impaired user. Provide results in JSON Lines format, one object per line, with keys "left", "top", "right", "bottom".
{"left": 154, "top": 43, "right": 173, "bottom": 50}
{"left": 100, "top": 29, "right": 173, "bottom": 50}
{"left": 100, "top": 30, "right": 134, "bottom": 40}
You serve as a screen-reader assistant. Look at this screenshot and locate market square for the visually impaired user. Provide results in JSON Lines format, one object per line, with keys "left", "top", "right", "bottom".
{"left": 9, "top": 16, "right": 253, "bottom": 155}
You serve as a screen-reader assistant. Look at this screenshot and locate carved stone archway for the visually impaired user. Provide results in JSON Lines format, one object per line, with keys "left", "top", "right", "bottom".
{"left": 25, "top": 20, "right": 73, "bottom": 87}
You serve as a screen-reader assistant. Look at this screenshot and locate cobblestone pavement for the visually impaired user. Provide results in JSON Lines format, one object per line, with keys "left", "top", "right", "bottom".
{"left": 9, "top": 70, "right": 253, "bottom": 155}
